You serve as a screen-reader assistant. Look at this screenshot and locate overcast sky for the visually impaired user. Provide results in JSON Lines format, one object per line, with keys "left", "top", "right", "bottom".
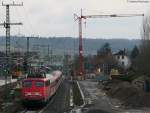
{"left": 0, "top": 0, "right": 150, "bottom": 39}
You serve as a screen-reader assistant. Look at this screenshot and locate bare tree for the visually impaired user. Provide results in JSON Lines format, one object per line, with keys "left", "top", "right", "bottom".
{"left": 94, "top": 43, "right": 117, "bottom": 75}
{"left": 136, "top": 15, "right": 150, "bottom": 75}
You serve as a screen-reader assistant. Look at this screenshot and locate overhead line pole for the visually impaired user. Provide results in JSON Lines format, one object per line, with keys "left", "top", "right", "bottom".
{"left": 50, "top": 47, "right": 53, "bottom": 65}
{"left": 34, "top": 44, "right": 50, "bottom": 56}
{"left": 33, "top": 44, "right": 51, "bottom": 65}
{"left": 27, "top": 37, "right": 30, "bottom": 55}
{"left": 0, "top": 1, "right": 23, "bottom": 99}
{"left": 26, "top": 37, "right": 30, "bottom": 73}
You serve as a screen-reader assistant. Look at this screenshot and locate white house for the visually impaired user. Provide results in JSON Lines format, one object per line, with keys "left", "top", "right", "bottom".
{"left": 114, "top": 50, "right": 131, "bottom": 70}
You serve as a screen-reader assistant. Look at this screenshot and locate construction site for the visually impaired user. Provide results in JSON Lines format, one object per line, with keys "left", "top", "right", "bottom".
{"left": 0, "top": 0, "right": 150, "bottom": 113}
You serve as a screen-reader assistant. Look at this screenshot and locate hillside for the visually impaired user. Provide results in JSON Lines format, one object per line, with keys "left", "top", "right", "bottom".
{"left": 0, "top": 36, "right": 140, "bottom": 55}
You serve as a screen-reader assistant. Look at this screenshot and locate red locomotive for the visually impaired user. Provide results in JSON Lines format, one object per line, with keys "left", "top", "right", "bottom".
{"left": 21, "top": 70, "right": 62, "bottom": 104}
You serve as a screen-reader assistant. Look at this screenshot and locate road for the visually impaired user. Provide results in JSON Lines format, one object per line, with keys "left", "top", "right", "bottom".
{"left": 79, "top": 79, "right": 150, "bottom": 113}
{"left": 79, "top": 80, "right": 117, "bottom": 113}
{"left": 41, "top": 80, "right": 71, "bottom": 113}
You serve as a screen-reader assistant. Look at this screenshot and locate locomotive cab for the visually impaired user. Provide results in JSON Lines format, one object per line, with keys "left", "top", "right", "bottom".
{"left": 21, "top": 70, "right": 62, "bottom": 105}
{"left": 22, "top": 79, "right": 46, "bottom": 102}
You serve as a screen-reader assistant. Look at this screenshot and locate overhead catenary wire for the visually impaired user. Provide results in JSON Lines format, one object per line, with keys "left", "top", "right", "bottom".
{"left": 22, "top": 6, "right": 35, "bottom": 35}
{"left": 14, "top": 5, "right": 35, "bottom": 36}
{"left": 14, "top": 6, "right": 30, "bottom": 36}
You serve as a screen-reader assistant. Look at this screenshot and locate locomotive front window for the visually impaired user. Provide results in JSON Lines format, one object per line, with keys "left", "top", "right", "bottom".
{"left": 35, "top": 81, "right": 44, "bottom": 87}
{"left": 23, "top": 81, "right": 32, "bottom": 87}
{"left": 45, "top": 80, "right": 50, "bottom": 86}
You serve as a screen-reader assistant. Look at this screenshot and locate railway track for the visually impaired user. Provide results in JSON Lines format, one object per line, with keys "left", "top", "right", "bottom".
{"left": 21, "top": 93, "right": 57, "bottom": 113}
{"left": 20, "top": 90, "right": 57, "bottom": 113}
{"left": 21, "top": 109, "right": 41, "bottom": 113}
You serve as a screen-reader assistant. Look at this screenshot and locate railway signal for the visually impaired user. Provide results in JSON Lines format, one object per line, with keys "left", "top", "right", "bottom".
{"left": 74, "top": 9, "right": 144, "bottom": 80}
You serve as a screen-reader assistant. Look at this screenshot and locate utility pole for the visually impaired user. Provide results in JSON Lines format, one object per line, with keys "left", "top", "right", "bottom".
{"left": 0, "top": 1, "right": 23, "bottom": 99}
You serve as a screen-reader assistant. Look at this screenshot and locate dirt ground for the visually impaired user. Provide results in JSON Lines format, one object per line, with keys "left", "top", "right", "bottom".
{"left": 102, "top": 79, "right": 150, "bottom": 108}
{"left": 79, "top": 79, "right": 150, "bottom": 113}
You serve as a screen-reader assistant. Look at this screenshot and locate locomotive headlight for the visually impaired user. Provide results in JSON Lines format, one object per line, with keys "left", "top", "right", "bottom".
{"left": 34, "top": 92, "right": 42, "bottom": 96}
{"left": 24, "top": 92, "right": 42, "bottom": 96}
{"left": 25, "top": 92, "right": 31, "bottom": 96}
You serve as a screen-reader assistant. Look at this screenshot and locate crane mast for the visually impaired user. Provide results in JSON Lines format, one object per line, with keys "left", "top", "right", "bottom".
{"left": 78, "top": 17, "right": 84, "bottom": 80}
{"left": 74, "top": 9, "right": 144, "bottom": 80}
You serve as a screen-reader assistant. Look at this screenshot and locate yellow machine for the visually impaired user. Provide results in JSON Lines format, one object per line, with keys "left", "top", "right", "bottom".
{"left": 110, "top": 69, "right": 120, "bottom": 79}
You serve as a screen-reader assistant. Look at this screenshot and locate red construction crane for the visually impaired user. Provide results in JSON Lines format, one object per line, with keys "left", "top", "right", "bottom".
{"left": 74, "top": 9, "right": 144, "bottom": 80}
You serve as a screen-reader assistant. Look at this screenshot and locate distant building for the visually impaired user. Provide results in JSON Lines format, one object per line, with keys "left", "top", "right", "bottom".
{"left": 114, "top": 49, "right": 131, "bottom": 70}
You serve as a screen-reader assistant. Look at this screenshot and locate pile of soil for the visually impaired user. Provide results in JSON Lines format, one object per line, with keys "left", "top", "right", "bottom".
{"left": 104, "top": 79, "right": 150, "bottom": 108}
{"left": 85, "top": 109, "right": 110, "bottom": 113}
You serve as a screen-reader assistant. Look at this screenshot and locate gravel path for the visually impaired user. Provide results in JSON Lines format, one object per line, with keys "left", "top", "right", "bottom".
{"left": 79, "top": 80, "right": 116, "bottom": 113}
{"left": 79, "top": 79, "right": 150, "bottom": 113}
